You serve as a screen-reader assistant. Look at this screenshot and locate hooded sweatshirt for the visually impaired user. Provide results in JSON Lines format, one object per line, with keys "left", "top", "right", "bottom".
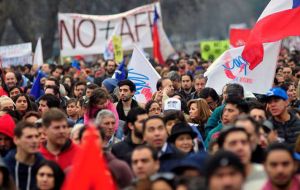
{"left": 4, "top": 149, "right": 44, "bottom": 190}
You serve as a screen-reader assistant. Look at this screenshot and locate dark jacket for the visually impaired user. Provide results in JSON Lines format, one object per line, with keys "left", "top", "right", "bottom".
{"left": 178, "top": 87, "right": 195, "bottom": 102}
{"left": 270, "top": 111, "right": 300, "bottom": 147}
{"left": 159, "top": 143, "right": 186, "bottom": 172}
{"left": 4, "top": 149, "right": 44, "bottom": 190}
{"left": 111, "top": 135, "right": 142, "bottom": 166}
{"left": 105, "top": 151, "right": 134, "bottom": 189}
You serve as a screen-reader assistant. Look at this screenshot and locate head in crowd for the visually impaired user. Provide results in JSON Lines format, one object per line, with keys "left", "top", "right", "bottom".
{"left": 126, "top": 107, "right": 148, "bottom": 139}
{"left": 95, "top": 109, "right": 116, "bottom": 143}
{"left": 8, "top": 86, "right": 23, "bottom": 99}
{"left": 265, "top": 87, "right": 289, "bottom": 119}
{"left": 222, "top": 98, "right": 249, "bottom": 126}
{"left": 145, "top": 100, "right": 161, "bottom": 117}
{"left": 222, "top": 83, "right": 244, "bottom": 103}
{"left": 163, "top": 110, "right": 186, "bottom": 135}
{"left": 235, "top": 115, "right": 261, "bottom": 151}
{"left": 42, "top": 108, "right": 69, "bottom": 149}
{"left": 282, "top": 66, "right": 293, "bottom": 80}
{"left": 23, "top": 111, "right": 41, "bottom": 124}
{"left": 0, "top": 96, "right": 15, "bottom": 111}
{"left": 118, "top": 79, "right": 136, "bottom": 103}
{"left": 76, "top": 98, "right": 85, "bottom": 119}
{"left": 0, "top": 114, "right": 16, "bottom": 156}
{"left": 105, "top": 59, "right": 117, "bottom": 75}
{"left": 85, "top": 83, "right": 98, "bottom": 98}
{"left": 131, "top": 145, "right": 160, "bottom": 179}
{"left": 280, "top": 82, "right": 298, "bottom": 104}
{"left": 5, "top": 72, "right": 18, "bottom": 88}
{"left": 87, "top": 87, "right": 111, "bottom": 119}
{"left": 161, "top": 77, "right": 175, "bottom": 97}
{"left": 51, "top": 65, "right": 64, "bottom": 80}
{"left": 61, "top": 75, "right": 74, "bottom": 89}
{"left": 44, "top": 77, "right": 60, "bottom": 89}
{"left": 206, "top": 150, "right": 245, "bottom": 190}
{"left": 181, "top": 73, "right": 193, "bottom": 92}
{"left": 13, "top": 121, "right": 39, "bottom": 156}
{"left": 12, "top": 93, "right": 33, "bottom": 114}
{"left": 66, "top": 98, "right": 78, "bottom": 120}
{"left": 198, "top": 87, "right": 220, "bottom": 111}
{"left": 70, "top": 124, "right": 85, "bottom": 145}
{"left": 167, "top": 122, "right": 196, "bottom": 154}
{"left": 167, "top": 71, "right": 181, "bottom": 91}
{"left": 44, "top": 85, "right": 60, "bottom": 98}
{"left": 194, "top": 75, "right": 207, "bottom": 94}
{"left": 41, "top": 63, "right": 51, "bottom": 75}
{"left": 264, "top": 143, "right": 298, "bottom": 189}
{"left": 38, "top": 94, "right": 61, "bottom": 115}
{"left": 150, "top": 173, "right": 176, "bottom": 190}
{"left": 143, "top": 115, "right": 168, "bottom": 150}
{"left": 249, "top": 101, "right": 267, "bottom": 122}
{"left": 72, "top": 81, "right": 86, "bottom": 98}
{"left": 188, "top": 98, "right": 211, "bottom": 126}
{"left": 35, "top": 160, "right": 65, "bottom": 190}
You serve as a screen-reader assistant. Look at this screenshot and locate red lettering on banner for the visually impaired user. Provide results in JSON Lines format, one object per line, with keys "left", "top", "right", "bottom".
{"left": 134, "top": 12, "right": 147, "bottom": 42}
{"left": 120, "top": 17, "right": 135, "bottom": 42}
{"left": 60, "top": 20, "right": 76, "bottom": 49}
{"left": 77, "top": 19, "right": 96, "bottom": 48}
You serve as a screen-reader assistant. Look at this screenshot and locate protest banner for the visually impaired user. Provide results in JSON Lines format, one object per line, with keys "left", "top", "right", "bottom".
{"left": 200, "top": 40, "right": 229, "bottom": 61}
{"left": 127, "top": 46, "right": 161, "bottom": 103}
{"left": 204, "top": 41, "right": 281, "bottom": 95}
{"left": 59, "top": 2, "right": 174, "bottom": 59}
{"left": 0, "top": 43, "right": 32, "bottom": 68}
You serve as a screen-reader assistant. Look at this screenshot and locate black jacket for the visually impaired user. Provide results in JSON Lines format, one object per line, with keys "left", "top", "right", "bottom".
{"left": 4, "top": 149, "right": 44, "bottom": 190}
{"left": 270, "top": 112, "right": 300, "bottom": 147}
{"left": 111, "top": 135, "right": 142, "bottom": 166}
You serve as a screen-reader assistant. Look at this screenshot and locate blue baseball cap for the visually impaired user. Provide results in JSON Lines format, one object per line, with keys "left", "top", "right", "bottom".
{"left": 265, "top": 87, "right": 288, "bottom": 101}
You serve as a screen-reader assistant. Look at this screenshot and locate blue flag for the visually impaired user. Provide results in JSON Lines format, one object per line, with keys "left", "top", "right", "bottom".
{"left": 115, "top": 59, "right": 127, "bottom": 81}
{"left": 30, "top": 70, "right": 46, "bottom": 100}
{"left": 71, "top": 59, "right": 81, "bottom": 70}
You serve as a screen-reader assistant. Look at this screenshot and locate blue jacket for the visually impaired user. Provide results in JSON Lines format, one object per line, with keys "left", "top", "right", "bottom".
{"left": 4, "top": 149, "right": 44, "bottom": 190}
{"left": 159, "top": 143, "right": 186, "bottom": 172}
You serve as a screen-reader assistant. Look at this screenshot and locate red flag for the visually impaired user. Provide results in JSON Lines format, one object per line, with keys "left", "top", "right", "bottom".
{"left": 242, "top": 1, "right": 300, "bottom": 70}
{"left": 63, "top": 127, "right": 116, "bottom": 190}
{"left": 229, "top": 28, "right": 251, "bottom": 48}
{"left": 152, "top": 6, "right": 165, "bottom": 65}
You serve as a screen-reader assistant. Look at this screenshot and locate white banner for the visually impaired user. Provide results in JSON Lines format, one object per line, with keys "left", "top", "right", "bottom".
{"left": 0, "top": 43, "right": 32, "bottom": 68}
{"left": 59, "top": 2, "right": 174, "bottom": 57}
{"left": 128, "top": 46, "right": 161, "bottom": 103}
{"left": 204, "top": 41, "right": 281, "bottom": 95}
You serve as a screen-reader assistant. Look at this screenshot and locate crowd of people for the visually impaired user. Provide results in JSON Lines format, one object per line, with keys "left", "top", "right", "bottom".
{"left": 0, "top": 46, "right": 299, "bottom": 190}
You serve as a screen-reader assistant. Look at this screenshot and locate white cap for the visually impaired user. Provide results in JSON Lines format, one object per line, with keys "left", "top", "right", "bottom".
{"left": 164, "top": 98, "right": 181, "bottom": 111}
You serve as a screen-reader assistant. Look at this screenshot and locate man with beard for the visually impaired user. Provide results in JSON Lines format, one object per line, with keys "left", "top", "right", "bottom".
{"left": 111, "top": 107, "right": 148, "bottom": 165}
{"left": 94, "top": 59, "right": 117, "bottom": 86}
{"left": 39, "top": 108, "right": 79, "bottom": 171}
{"left": 178, "top": 73, "right": 195, "bottom": 102}
{"left": 116, "top": 79, "right": 141, "bottom": 121}
{"left": 262, "top": 143, "right": 300, "bottom": 190}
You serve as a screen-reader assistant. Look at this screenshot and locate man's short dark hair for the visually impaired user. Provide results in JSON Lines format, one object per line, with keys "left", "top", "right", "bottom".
{"left": 235, "top": 114, "right": 260, "bottom": 135}
{"left": 199, "top": 87, "right": 219, "bottom": 102}
{"left": 225, "top": 83, "right": 244, "bottom": 99}
{"left": 45, "top": 85, "right": 60, "bottom": 96}
{"left": 39, "top": 94, "right": 61, "bottom": 108}
{"left": 118, "top": 79, "right": 136, "bottom": 92}
{"left": 87, "top": 83, "right": 98, "bottom": 90}
{"left": 225, "top": 98, "right": 249, "bottom": 114}
{"left": 46, "top": 77, "right": 59, "bottom": 87}
{"left": 217, "top": 127, "right": 249, "bottom": 148}
{"left": 42, "top": 108, "right": 67, "bottom": 128}
{"left": 132, "top": 144, "right": 158, "bottom": 161}
{"left": 264, "top": 143, "right": 295, "bottom": 162}
{"left": 181, "top": 73, "right": 193, "bottom": 82}
{"left": 66, "top": 98, "right": 77, "bottom": 107}
{"left": 142, "top": 115, "right": 164, "bottom": 134}
{"left": 14, "top": 121, "right": 37, "bottom": 138}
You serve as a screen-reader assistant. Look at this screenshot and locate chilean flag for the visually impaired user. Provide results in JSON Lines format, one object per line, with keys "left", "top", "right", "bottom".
{"left": 242, "top": 0, "right": 300, "bottom": 70}
{"left": 152, "top": 6, "right": 165, "bottom": 65}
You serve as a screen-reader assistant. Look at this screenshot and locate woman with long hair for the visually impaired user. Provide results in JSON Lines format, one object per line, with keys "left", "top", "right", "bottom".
{"left": 35, "top": 160, "right": 65, "bottom": 190}
{"left": 187, "top": 98, "right": 211, "bottom": 139}
{"left": 12, "top": 93, "right": 34, "bottom": 117}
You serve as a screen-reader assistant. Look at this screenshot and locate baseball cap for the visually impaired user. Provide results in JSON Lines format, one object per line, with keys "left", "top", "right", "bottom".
{"left": 164, "top": 98, "right": 181, "bottom": 111}
{"left": 265, "top": 87, "right": 288, "bottom": 101}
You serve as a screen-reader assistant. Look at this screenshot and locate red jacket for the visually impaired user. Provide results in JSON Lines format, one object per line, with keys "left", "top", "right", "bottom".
{"left": 39, "top": 139, "right": 79, "bottom": 171}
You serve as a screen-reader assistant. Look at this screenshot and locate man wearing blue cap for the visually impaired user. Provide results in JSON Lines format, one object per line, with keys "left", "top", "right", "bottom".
{"left": 265, "top": 87, "right": 300, "bottom": 147}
